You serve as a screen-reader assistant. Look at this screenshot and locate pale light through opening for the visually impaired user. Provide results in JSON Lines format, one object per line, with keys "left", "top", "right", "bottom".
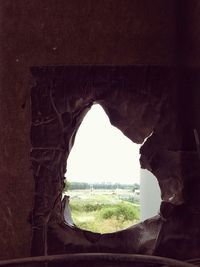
{"left": 66, "top": 104, "right": 141, "bottom": 184}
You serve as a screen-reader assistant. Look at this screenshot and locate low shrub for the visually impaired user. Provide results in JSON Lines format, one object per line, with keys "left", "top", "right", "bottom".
{"left": 99, "top": 202, "right": 139, "bottom": 222}
{"left": 84, "top": 203, "right": 107, "bottom": 212}
{"left": 68, "top": 192, "right": 140, "bottom": 233}
{"left": 70, "top": 201, "right": 109, "bottom": 212}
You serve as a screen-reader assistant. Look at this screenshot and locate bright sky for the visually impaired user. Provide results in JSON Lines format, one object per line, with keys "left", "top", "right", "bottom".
{"left": 66, "top": 104, "right": 141, "bottom": 184}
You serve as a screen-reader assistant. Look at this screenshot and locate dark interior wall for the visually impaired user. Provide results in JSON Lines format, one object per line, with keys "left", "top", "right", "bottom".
{"left": 181, "top": 0, "right": 200, "bottom": 66}
{"left": 1, "top": 0, "right": 177, "bottom": 66}
{"left": 182, "top": 0, "right": 200, "bottom": 159}
{"left": 0, "top": 0, "right": 199, "bottom": 260}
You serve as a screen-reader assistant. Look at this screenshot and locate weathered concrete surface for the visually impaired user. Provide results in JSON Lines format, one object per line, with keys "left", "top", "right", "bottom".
{"left": 30, "top": 66, "right": 200, "bottom": 261}
{"left": 0, "top": 0, "right": 178, "bottom": 259}
{"left": 1, "top": 0, "right": 200, "bottom": 261}
{"left": 30, "top": 66, "right": 169, "bottom": 257}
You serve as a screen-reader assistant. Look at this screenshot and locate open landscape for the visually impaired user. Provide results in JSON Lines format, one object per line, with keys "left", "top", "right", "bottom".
{"left": 64, "top": 183, "right": 140, "bottom": 234}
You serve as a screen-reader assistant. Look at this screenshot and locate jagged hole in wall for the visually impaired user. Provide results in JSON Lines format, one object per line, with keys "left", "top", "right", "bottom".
{"left": 63, "top": 104, "right": 142, "bottom": 233}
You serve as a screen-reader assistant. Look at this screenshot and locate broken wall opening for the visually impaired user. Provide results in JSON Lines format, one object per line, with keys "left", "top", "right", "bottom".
{"left": 30, "top": 66, "right": 197, "bottom": 260}
{"left": 64, "top": 103, "right": 141, "bottom": 233}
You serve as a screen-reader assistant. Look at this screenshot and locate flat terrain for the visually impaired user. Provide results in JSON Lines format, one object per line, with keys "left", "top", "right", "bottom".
{"left": 65, "top": 189, "right": 140, "bottom": 233}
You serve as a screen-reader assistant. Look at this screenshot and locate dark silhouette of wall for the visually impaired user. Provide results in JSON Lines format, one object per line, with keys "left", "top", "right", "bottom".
{"left": 0, "top": 0, "right": 200, "bottom": 261}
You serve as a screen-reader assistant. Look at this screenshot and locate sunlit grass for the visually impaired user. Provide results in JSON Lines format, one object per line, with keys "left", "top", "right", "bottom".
{"left": 67, "top": 190, "right": 140, "bottom": 233}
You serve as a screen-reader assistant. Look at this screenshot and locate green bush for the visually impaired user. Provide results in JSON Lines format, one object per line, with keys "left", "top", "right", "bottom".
{"left": 68, "top": 193, "right": 140, "bottom": 233}
{"left": 100, "top": 202, "right": 139, "bottom": 222}
{"left": 84, "top": 203, "right": 107, "bottom": 212}
{"left": 70, "top": 201, "right": 109, "bottom": 212}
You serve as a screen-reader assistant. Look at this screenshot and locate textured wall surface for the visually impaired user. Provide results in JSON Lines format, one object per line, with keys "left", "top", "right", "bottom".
{"left": 0, "top": 0, "right": 200, "bottom": 261}
{"left": 30, "top": 66, "right": 169, "bottom": 257}
{"left": 30, "top": 66, "right": 200, "bottom": 262}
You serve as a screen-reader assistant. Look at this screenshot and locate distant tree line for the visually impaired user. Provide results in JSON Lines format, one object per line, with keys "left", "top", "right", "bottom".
{"left": 64, "top": 181, "right": 140, "bottom": 191}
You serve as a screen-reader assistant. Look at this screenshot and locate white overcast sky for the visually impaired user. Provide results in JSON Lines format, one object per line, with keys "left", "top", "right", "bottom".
{"left": 66, "top": 104, "right": 141, "bottom": 184}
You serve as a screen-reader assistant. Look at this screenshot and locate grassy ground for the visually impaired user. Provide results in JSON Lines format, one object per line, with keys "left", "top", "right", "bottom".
{"left": 66, "top": 190, "right": 140, "bottom": 233}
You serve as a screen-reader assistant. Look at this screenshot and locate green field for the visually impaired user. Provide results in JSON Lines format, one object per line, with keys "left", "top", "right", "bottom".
{"left": 66, "top": 189, "right": 140, "bottom": 233}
